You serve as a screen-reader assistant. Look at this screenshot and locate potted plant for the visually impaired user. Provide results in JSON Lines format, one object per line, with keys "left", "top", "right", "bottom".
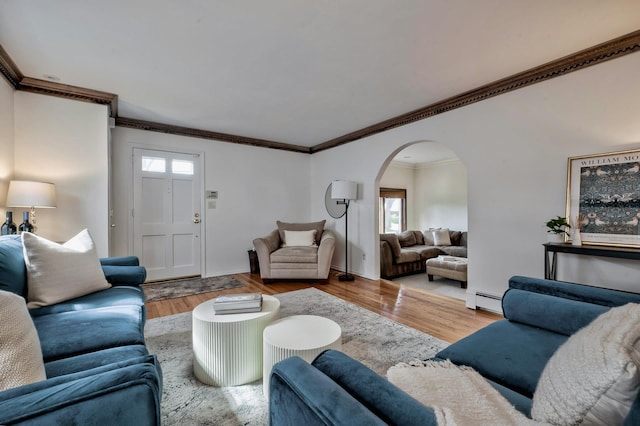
{"left": 546, "top": 216, "right": 571, "bottom": 243}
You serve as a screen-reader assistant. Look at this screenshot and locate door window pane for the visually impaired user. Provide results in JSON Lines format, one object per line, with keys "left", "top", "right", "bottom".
{"left": 172, "top": 159, "right": 194, "bottom": 175}
{"left": 142, "top": 156, "right": 166, "bottom": 173}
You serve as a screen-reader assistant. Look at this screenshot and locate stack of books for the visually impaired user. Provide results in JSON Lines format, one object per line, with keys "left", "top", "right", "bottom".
{"left": 213, "top": 292, "right": 263, "bottom": 314}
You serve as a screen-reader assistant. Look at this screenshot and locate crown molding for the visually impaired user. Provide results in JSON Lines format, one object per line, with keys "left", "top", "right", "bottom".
{"left": 0, "top": 44, "right": 22, "bottom": 88}
{"left": 2, "top": 30, "right": 639, "bottom": 154}
{"left": 0, "top": 44, "right": 118, "bottom": 115}
{"left": 115, "top": 116, "right": 311, "bottom": 153}
{"left": 19, "top": 77, "right": 118, "bottom": 116}
{"left": 310, "top": 29, "right": 640, "bottom": 153}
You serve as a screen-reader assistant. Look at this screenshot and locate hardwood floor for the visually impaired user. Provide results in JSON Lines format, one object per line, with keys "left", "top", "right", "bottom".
{"left": 146, "top": 270, "right": 502, "bottom": 344}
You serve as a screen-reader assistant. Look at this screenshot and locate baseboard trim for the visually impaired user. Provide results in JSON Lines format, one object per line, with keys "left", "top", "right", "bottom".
{"left": 466, "top": 289, "right": 503, "bottom": 315}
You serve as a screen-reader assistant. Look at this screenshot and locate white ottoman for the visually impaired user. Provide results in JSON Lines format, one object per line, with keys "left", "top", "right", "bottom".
{"left": 426, "top": 255, "right": 468, "bottom": 288}
{"left": 192, "top": 295, "right": 280, "bottom": 386}
{"left": 263, "top": 315, "right": 342, "bottom": 397}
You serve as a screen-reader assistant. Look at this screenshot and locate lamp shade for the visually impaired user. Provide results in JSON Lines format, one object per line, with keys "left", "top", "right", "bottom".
{"left": 6, "top": 181, "right": 57, "bottom": 208}
{"left": 331, "top": 180, "right": 357, "bottom": 200}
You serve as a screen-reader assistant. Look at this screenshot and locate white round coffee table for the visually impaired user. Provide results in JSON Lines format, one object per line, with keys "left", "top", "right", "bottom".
{"left": 192, "top": 295, "right": 280, "bottom": 386}
{"left": 262, "top": 315, "right": 342, "bottom": 397}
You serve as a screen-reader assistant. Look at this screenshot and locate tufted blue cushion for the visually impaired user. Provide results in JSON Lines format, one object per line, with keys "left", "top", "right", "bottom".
{"left": 0, "top": 235, "right": 27, "bottom": 297}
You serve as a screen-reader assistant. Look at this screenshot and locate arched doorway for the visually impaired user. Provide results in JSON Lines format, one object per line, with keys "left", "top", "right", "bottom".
{"left": 375, "top": 141, "right": 468, "bottom": 297}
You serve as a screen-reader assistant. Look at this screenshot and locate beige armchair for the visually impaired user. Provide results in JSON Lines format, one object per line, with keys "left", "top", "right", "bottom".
{"left": 253, "top": 221, "right": 335, "bottom": 281}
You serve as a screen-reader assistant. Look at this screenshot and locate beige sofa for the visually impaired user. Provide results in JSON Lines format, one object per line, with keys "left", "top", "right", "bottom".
{"left": 253, "top": 220, "right": 335, "bottom": 281}
{"left": 380, "top": 229, "right": 467, "bottom": 279}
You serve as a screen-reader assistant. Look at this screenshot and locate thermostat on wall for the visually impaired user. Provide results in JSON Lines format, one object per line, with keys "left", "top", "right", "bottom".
{"left": 206, "top": 191, "right": 218, "bottom": 199}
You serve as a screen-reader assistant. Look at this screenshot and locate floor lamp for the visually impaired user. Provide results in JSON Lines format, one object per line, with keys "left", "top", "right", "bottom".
{"left": 331, "top": 180, "right": 357, "bottom": 282}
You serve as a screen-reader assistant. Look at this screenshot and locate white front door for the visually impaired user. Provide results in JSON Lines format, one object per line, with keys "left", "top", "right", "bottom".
{"left": 133, "top": 148, "right": 202, "bottom": 281}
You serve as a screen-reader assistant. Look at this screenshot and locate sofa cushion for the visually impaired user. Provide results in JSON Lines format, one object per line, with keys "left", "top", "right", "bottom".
{"left": 271, "top": 246, "right": 318, "bottom": 263}
{"left": 33, "top": 305, "right": 145, "bottom": 361}
{"left": 0, "top": 235, "right": 27, "bottom": 297}
{"left": 531, "top": 303, "right": 640, "bottom": 426}
{"left": 423, "top": 230, "right": 436, "bottom": 245}
{"left": 23, "top": 230, "right": 111, "bottom": 308}
{"left": 44, "top": 344, "right": 149, "bottom": 378}
{"left": 435, "top": 319, "right": 567, "bottom": 397}
{"left": 283, "top": 229, "right": 317, "bottom": 247}
{"left": 277, "top": 220, "right": 325, "bottom": 246}
{"left": 449, "top": 230, "right": 462, "bottom": 246}
{"left": 440, "top": 246, "right": 467, "bottom": 257}
{"left": 432, "top": 229, "right": 451, "bottom": 246}
{"left": 380, "top": 234, "right": 402, "bottom": 258}
{"left": 412, "top": 230, "right": 424, "bottom": 245}
{"left": 0, "top": 290, "right": 46, "bottom": 391}
{"left": 396, "top": 251, "right": 420, "bottom": 264}
{"left": 29, "top": 286, "right": 145, "bottom": 317}
{"left": 397, "top": 231, "right": 417, "bottom": 247}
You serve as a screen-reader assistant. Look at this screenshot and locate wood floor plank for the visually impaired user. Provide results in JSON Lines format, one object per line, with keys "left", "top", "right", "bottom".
{"left": 145, "top": 270, "right": 502, "bottom": 343}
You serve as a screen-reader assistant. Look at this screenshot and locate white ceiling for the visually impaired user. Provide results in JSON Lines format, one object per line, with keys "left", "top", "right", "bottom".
{"left": 1, "top": 1, "right": 639, "bottom": 148}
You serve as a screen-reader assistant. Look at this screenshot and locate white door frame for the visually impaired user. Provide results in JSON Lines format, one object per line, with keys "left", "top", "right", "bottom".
{"left": 128, "top": 143, "right": 206, "bottom": 279}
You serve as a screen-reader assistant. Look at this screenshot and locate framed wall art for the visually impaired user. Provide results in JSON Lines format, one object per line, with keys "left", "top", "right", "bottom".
{"left": 566, "top": 149, "right": 640, "bottom": 247}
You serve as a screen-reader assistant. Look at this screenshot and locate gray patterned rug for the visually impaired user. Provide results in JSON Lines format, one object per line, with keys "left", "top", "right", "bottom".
{"left": 144, "top": 287, "right": 447, "bottom": 425}
{"left": 141, "top": 275, "right": 245, "bottom": 302}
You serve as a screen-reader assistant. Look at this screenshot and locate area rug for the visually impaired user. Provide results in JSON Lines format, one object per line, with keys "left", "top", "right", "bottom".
{"left": 141, "top": 275, "right": 245, "bottom": 302}
{"left": 145, "top": 287, "right": 448, "bottom": 425}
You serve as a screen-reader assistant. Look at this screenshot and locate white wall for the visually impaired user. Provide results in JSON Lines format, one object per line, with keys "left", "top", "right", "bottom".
{"left": 0, "top": 78, "right": 14, "bottom": 208}
{"left": 379, "top": 162, "right": 416, "bottom": 230}
{"left": 13, "top": 92, "right": 109, "bottom": 255}
{"left": 111, "top": 127, "right": 311, "bottom": 277}
{"left": 312, "top": 52, "right": 640, "bottom": 309}
{"left": 415, "top": 160, "right": 467, "bottom": 231}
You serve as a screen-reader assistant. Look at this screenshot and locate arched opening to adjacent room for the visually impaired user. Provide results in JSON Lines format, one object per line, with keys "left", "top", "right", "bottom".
{"left": 374, "top": 141, "right": 468, "bottom": 299}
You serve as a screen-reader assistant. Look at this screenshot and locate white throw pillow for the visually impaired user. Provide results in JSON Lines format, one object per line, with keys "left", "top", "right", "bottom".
{"left": 283, "top": 230, "right": 317, "bottom": 247}
{"left": 23, "top": 229, "right": 111, "bottom": 308}
{"left": 432, "top": 229, "right": 451, "bottom": 246}
{"left": 0, "top": 290, "right": 46, "bottom": 390}
{"left": 531, "top": 303, "right": 640, "bottom": 426}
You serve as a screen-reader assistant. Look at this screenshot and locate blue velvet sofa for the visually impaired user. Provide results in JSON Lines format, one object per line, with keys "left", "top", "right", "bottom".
{"left": 269, "top": 275, "right": 640, "bottom": 425}
{"left": 0, "top": 235, "right": 162, "bottom": 425}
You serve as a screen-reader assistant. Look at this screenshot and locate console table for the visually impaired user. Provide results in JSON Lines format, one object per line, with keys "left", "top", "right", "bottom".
{"left": 544, "top": 243, "right": 640, "bottom": 280}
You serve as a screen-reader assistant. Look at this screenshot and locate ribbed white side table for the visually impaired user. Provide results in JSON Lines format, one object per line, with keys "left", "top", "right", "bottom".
{"left": 263, "top": 315, "right": 342, "bottom": 397}
{"left": 192, "top": 295, "right": 280, "bottom": 386}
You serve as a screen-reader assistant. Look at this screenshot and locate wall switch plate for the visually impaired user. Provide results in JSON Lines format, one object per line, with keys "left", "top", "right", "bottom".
{"left": 208, "top": 200, "right": 216, "bottom": 209}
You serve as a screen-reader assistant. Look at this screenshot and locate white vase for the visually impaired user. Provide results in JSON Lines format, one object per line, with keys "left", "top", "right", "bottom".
{"left": 547, "top": 234, "right": 564, "bottom": 244}
{"left": 572, "top": 230, "right": 582, "bottom": 246}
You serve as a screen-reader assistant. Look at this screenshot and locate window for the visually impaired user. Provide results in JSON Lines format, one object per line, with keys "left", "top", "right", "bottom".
{"left": 141, "top": 156, "right": 166, "bottom": 173}
{"left": 172, "top": 159, "right": 194, "bottom": 175}
{"left": 379, "top": 188, "right": 407, "bottom": 233}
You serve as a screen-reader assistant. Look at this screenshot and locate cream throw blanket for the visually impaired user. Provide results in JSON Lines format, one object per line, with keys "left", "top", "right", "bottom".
{"left": 387, "top": 360, "right": 546, "bottom": 426}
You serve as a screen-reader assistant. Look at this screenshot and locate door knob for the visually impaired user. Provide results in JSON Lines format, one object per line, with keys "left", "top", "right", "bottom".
{"left": 193, "top": 212, "right": 200, "bottom": 224}
{"left": 193, "top": 218, "right": 201, "bottom": 224}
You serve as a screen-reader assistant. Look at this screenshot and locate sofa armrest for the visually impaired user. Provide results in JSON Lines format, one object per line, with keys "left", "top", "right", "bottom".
{"left": 102, "top": 265, "right": 147, "bottom": 286}
{"left": 379, "top": 241, "right": 394, "bottom": 278}
{"left": 253, "top": 230, "right": 280, "bottom": 278}
{"left": 317, "top": 230, "right": 335, "bottom": 278}
{"left": 270, "top": 356, "right": 387, "bottom": 426}
{"left": 100, "top": 256, "right": 140, "bottom": 267}
{"left": 0, "top": 355, "right": 161, "bottom": 425}
{"left": 312, "top": 350, "right": 438, "bottom": 426}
